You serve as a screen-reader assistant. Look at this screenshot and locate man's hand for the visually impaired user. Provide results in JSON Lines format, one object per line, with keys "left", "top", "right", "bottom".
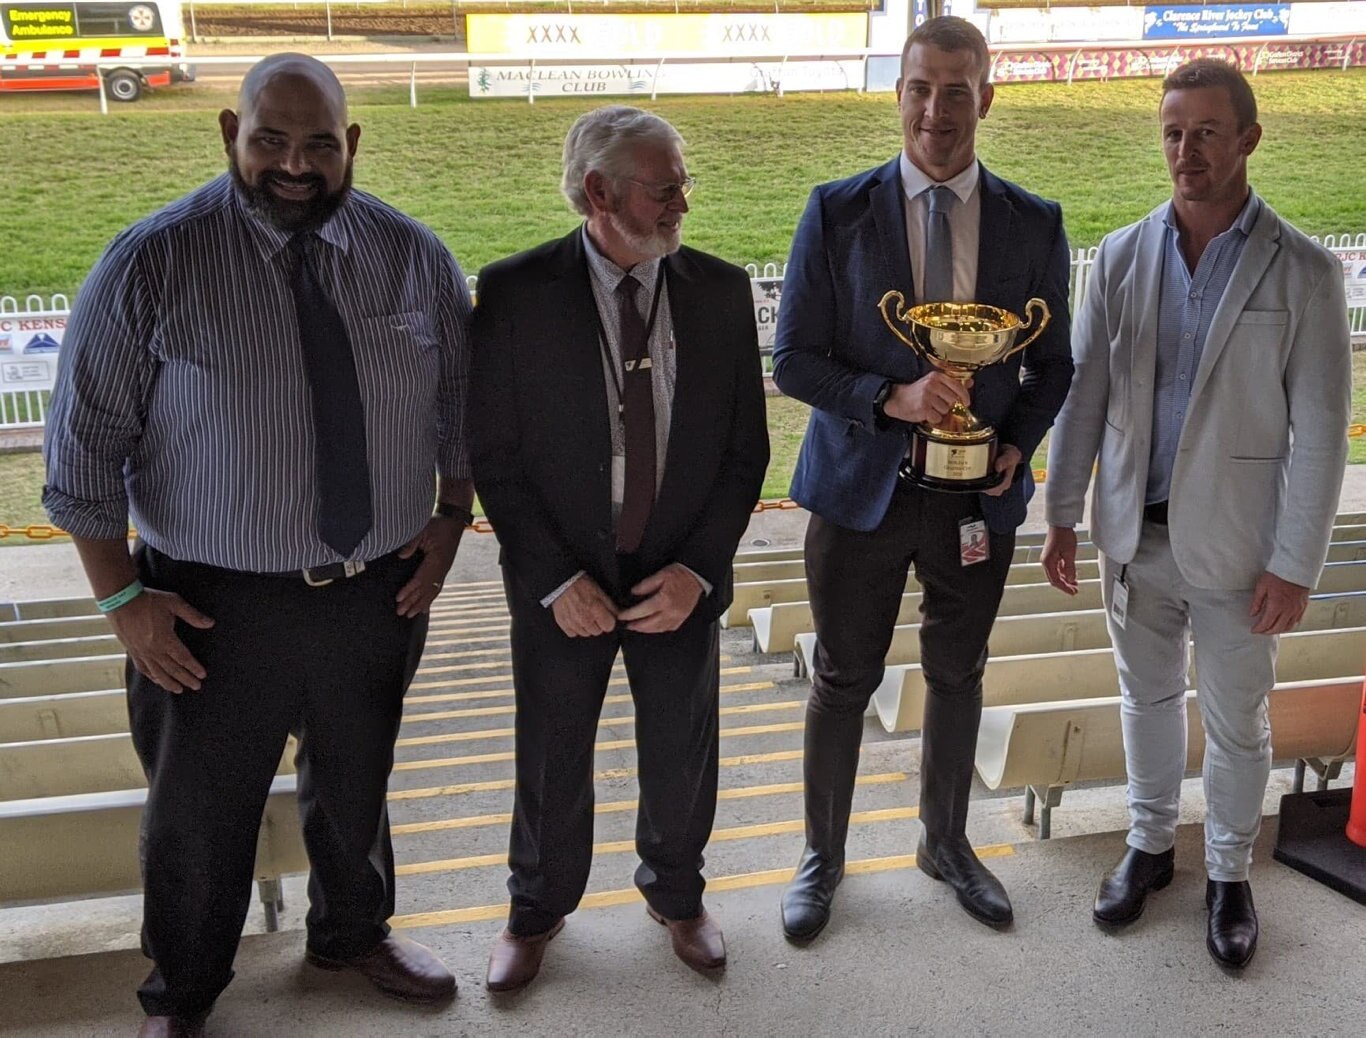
{"left": 1041, "top": 525, "right": 1080, "bottom": 595}
{"left": 881, "top": 372, "right": 972, "bottom": 427}
{"left": 551, "top": 575, "right": 619, "bottom": 637}
{"left": 109, "top": 589, "right": 215, "bottom": 694}
{"left": 1249, "top": 571, "right": 1309, "bottom": 635}
{"left": 396, "top": 516, "right": 466, "bottom": 618}
{"left": 618, "top": 564, "right": 705, "bottom": 634}
{"left": 982, "top": 444, "right": 1024, "bottom": 498}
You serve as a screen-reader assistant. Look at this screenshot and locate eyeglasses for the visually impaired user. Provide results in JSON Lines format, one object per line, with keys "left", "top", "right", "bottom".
{"left": 624, "top": 176, "right": 696, "bottom": 203}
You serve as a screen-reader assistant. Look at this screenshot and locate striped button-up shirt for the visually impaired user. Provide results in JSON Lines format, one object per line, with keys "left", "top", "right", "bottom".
{"left": 1146, "top": 192, "right": 1259, "bottom": 505}
{"left": 43, "top": 174, "right": 472, "bottom": 571}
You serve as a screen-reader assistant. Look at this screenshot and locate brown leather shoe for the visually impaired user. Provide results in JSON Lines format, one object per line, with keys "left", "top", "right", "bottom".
{"left": 305, "top": 935, "right": 456, "bottom": 1003}
{"left": 647, "top": 905, "right": 726, "bottom": 972}
{"left": 137, "top": 1015, "right": 206, "bottom": 1038}
{"left": 486, "top": 917, "right": 566, "bottom": 992}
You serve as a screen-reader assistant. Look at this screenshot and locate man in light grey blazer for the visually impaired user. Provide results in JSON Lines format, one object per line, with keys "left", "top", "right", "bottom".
{"left": 1041, "top": 59, "right": 1351, "bottom": 970}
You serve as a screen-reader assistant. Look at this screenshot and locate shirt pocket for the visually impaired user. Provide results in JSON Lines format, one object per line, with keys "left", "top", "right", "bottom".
{"left": 348, "top": 311, "right": 441, "bottom": 415}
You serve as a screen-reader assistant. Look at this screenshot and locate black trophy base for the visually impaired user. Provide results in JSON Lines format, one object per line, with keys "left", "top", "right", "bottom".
{"left": 905, "top": 426, "right": 1004, "bottom": 494}
{"left": 898, "top": 461, "right": 1006, "bottom": 494}
{"left": 1272, "top": 788, "right": 1366, "bottom": 906}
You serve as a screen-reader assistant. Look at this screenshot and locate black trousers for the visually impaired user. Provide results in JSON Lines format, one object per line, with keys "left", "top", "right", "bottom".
{"left": 502, "top": 565, "right": 721, "bottom": 937}
{"left": 804, "top": 481, "right": 1014, "bottom": 849}
{"left": 128, "top": 544, "right": 428, "bottom": 1017}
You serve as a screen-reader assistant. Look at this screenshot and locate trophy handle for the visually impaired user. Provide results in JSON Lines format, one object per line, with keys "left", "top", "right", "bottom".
{"left": 1000, "top": 297, "right": 1052, "bottom": 361}
{"left": 878, "top": 290, "right": 924, "bottom": 354}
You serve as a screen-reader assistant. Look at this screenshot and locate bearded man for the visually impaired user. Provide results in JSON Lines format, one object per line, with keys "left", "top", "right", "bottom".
{"left": 468, "top": 105, "right": 768, "bottom": 991}
{"left": 44, "top": 54, "right": 471, "bottom": 1036}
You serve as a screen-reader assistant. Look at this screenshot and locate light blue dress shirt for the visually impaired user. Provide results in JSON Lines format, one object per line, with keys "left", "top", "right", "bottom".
{"left": 1146, "top": 192, "right": 1261, "bottom": 506}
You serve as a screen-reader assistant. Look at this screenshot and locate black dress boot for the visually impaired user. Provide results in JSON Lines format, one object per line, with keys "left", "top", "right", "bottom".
{"left": 916, "top": 834, "right": 1014, "bottom": 927}
{"left": 1093, "top": 846, "right": 1175, "bottom": 926}
{"left": 780, "top": 704, "right": 863, "bottom": 941}
{"left": 1206, "top": 880, "right": 1258, "bottom": 969}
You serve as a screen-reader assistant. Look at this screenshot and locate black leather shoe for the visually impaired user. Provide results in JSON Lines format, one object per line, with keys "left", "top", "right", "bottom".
{"left": 780, "top": 846, "right": 844, "bottom": 941}
{"left": 1093, "top": 846, "right": 1175, "bottom": 926}
{"left": 917, "top": 835, "right": 1013, "bottom": 928}
{"left": 1206, "top": 880, "right": 1258, "bottom": 969}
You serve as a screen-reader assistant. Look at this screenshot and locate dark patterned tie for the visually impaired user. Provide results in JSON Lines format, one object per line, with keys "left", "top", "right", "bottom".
{"left": 614, "top": 274, "right": 655, "bottom": 555}
{"left": 287, "top": 233, "right": 373, "bottom": 557}
{"left": 923, "top": 185, "right": 955, "bottom": 303}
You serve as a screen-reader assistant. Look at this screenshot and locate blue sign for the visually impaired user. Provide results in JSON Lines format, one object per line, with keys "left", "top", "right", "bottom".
{"left": 1144, "top": 5, "right": 1290, "bottom": 39}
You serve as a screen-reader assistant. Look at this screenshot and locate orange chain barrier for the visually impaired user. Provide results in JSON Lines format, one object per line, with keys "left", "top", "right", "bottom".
{"left": 3, "top": 439, "right": 1362, "bottom": 541}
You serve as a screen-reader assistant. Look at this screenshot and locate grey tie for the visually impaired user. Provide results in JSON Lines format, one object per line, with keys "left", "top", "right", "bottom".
{"left": 922, "top": 185, "right": 954, "bottom": 303}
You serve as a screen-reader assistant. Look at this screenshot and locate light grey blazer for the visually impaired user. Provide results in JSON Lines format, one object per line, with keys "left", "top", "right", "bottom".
{"left": 1046, "top": 196, "right": 1352, "bottom": 591}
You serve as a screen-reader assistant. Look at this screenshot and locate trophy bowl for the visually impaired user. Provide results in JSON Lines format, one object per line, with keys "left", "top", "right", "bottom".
{"left": 878, "top": 291, "right": 1051, "bottom": 493}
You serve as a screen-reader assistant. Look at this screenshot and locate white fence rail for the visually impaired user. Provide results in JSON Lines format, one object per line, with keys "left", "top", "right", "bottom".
{"left": 4, "top": 236, "right": 1364, "bottom": 430}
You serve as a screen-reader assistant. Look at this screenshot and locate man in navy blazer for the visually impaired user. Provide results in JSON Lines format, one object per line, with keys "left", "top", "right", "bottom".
{"left": 773, "top": 17, "right": 1073, "bottom": 938}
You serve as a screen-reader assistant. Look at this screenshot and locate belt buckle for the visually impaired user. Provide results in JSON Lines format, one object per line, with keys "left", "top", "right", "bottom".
{"left": 301, "top": 559, "right": 365, "bottom": 587}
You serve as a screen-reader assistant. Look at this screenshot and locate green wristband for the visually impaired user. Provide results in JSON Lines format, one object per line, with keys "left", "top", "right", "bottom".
{"left": 97, "top": 579, "right": 144, "bottom": 614}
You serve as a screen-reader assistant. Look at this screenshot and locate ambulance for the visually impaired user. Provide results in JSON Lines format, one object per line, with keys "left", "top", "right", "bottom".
{"left": 1, "top": 1, "right": 193, "bottom": 101}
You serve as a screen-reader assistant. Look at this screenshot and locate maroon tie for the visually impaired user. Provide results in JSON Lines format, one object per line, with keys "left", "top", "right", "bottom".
{"left": 615, "top": 274, "right": 655, "bottom": 554}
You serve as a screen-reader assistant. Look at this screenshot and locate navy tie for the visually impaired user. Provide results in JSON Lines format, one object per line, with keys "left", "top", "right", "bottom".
{"left": 923, "top": 185, "right": 955, "bottom": 303}
{"left": 288, "top": 233, "right": 372, "bottom": 557}
{"left": 614, "top": 274, "right": 655, "bottom": 555}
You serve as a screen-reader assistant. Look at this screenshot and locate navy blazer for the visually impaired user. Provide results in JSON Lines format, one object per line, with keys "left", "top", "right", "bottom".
{"left": 469, "top": 230, "right": 770, "bottom": 618}
{"left": 772, "top": 157, "right": 1074, "bottom": 533}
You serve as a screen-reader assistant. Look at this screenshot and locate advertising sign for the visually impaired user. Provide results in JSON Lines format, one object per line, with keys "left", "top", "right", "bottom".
{"left": 1341, "top": 250, "right": 1366, "bottom": 308}
{"left": 467, "top": 13, "right": 867, "bottom": 55}
{"left": 0, "top": 314, "right": 64, "bottom": 394}
{"left": 751, "top": 277, "right": 783, "bottom": 356}
{"left": 1143, "top": 4, "right": 1291, "bottom": 40}
{"left": 470, "top": 58, "right": 863, "bottom": 98}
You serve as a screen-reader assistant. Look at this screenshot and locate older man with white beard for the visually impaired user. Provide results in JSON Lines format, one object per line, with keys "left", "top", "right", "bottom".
{"left": 468, "top": 105, "right": 769, "bottom": 991}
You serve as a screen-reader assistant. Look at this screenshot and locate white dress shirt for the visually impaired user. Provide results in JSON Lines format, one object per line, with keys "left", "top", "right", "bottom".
{"left": 899, "top": 152, "right": 981, "bottom": 303}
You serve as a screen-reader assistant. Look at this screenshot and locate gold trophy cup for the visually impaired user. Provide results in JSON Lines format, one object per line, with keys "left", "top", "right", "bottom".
{"left": 878, "top": 292, "right": 1051, "bottom": 492}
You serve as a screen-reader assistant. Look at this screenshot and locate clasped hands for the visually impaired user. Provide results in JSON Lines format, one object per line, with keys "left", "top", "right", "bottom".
{"left": 880, "top": 371, "right": 1022, "bottom": 497}
{"left": 551, "top": 564, "right": 704, "bottom": 637}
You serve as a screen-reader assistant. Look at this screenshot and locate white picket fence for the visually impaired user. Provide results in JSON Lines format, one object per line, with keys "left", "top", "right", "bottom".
{"left": 4, "top": 235, "right": 1364, "bottom": 431}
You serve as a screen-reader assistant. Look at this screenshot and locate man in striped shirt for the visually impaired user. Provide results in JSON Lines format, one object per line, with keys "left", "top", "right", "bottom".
{"left": 43, "top": 54, "right": 470, "bottom": 1036}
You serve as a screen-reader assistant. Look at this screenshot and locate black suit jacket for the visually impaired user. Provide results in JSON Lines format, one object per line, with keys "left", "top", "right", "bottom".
{"left": 469, "top": 229, "right": 769, "bottom": 620}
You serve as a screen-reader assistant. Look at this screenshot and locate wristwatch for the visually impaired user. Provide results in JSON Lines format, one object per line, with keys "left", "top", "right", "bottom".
{"left": 872, "top": 380, "right": 895, "bottom": 425}
{"left": 434, "top": 501, "right": 475, "bottom": 526}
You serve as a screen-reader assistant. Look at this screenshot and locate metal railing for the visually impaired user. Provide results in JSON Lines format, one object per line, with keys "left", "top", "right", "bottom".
{"left": 6, "top": 32, "right": 1359, "bottom": 112}
{"left": 4, "top": 234, "right": 1363, "bottom": 429}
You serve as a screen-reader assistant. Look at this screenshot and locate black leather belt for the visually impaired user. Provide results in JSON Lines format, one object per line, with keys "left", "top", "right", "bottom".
{"left": 265, "top": 549, "right": 401, "bottom": 586}
{"left": 1144, "top": 500, "right": 1169, "bottom": 525}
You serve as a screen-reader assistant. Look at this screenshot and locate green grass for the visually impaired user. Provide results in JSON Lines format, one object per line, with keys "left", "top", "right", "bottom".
{"left": 2, "top": 70, "right": 1364, "bottom": 296}
{"left": 1353, "top": 350, "right": 1366, "bottom": 466}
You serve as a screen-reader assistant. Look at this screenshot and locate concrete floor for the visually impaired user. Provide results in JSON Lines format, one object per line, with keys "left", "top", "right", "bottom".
{"left": 2, "top": 822, "right": 1364, "bottom": 1037}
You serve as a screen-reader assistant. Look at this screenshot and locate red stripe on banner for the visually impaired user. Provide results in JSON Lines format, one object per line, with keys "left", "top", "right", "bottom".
{"left": 147, "top": 46, "right": 168, "bottom": 56}
{"left": 100, "top": 48, "right": 120, "bottom": 58}
{"left": 64, "top": 50, "right": 80, "bottom": 59}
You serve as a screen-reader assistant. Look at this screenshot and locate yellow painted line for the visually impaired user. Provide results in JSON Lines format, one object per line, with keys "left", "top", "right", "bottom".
{"left": 389, "top": 772, "right": 908, "bottom": 833}
{"left": 392, "top": 845, "right": 1015, "bottom": 928}
{"left": 396, "top": 714, "right": 802, "bottom": 749}
{"left": 409, "top": 652, "right": 732, "bottom": 685}
{"left": 390, "top": 748, "right": 803, "bottom": 775}
{"left": 395, "top": 807, "right": 919, "bottom": 876}
{"left": 393, "top": 722, "right": 805, "bottom": 771}
{"left": 387, "top": 747, "right": 823, "bottom": 803}
{"left": 404, "top": 677, "right": 766, "bottom": 709}
{"left": 420, "top": 647, "right": 511, "bottom": 663}
{"left": 401, "top": 682, "right": 780, "bottom": 725}
{"left": 424, "top": 621, "right": 511, "bottom": 636}
{"left": 408, "top": 664, "right": 751, "bottom": 694}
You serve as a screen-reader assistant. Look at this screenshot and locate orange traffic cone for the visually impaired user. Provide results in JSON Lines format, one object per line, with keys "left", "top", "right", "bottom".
{"left": 1348, "top": 681, "right": 1366, "bottom": 848}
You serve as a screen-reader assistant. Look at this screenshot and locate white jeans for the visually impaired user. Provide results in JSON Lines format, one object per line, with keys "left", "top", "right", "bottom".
{"left": 1101, "top": 521, "right": 1277, "bottom": 881}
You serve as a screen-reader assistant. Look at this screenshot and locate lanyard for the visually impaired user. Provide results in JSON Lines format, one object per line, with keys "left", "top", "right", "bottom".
{"left": 588, "top": 267, "right": 667, "bottom": 419}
